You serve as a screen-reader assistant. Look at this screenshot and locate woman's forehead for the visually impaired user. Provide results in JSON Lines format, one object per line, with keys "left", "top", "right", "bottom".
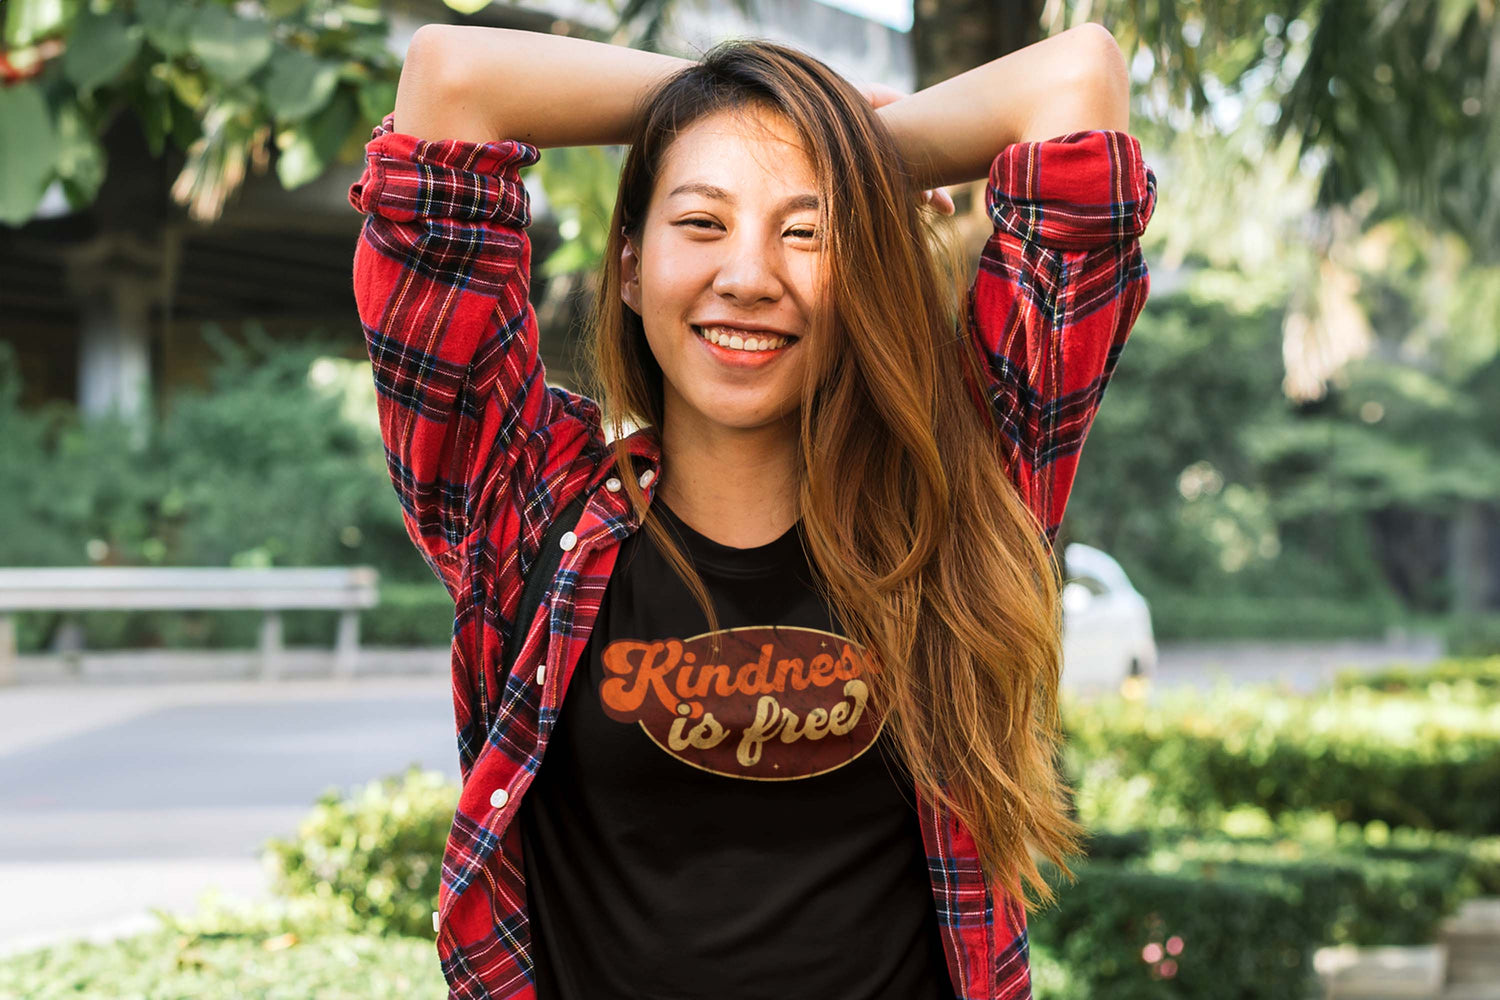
{"left": 656, "top": 108, "right": 816, "bottom": 196}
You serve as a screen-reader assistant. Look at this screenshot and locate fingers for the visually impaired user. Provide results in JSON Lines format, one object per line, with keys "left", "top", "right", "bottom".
{"left": 859, "top": 81, "right": 908, "bottom": 109}
{"left": 924, "top": 187, "right": 956, "bottom": 216}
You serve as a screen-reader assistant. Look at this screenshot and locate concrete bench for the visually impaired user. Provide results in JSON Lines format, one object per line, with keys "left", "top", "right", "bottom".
{"left": 0, "top": 567, "right": 380, "bottom": 683}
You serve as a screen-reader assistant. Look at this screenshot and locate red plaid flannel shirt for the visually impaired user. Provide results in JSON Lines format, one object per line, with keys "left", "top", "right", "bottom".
{"left": 350, "top": 111, "right": 1155, "bottom": 1000}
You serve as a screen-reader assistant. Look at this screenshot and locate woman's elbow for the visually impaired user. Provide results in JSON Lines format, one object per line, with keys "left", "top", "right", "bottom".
{"left": 1069, "top": 23, "right": 1131, "bottom": 130}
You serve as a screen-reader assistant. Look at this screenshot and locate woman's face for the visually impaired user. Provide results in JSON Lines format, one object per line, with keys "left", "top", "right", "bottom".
{"left": 620, "top": 106, "right": 825, "bottom": 435}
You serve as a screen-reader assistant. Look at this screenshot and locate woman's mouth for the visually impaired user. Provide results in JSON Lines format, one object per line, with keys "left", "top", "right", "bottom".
{"left": 691, "top": 325, "right": 798, "bottom": 367}
{"left": 693, "top": 325, "right": 797, "bottom": 352}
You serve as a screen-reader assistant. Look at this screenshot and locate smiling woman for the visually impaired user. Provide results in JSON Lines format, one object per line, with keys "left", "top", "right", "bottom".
{"left": 619, "top": 105, "right": 821, "bottom": 451}
{"left": 353, "top": 23, "right": 1156, "bottom": 1000}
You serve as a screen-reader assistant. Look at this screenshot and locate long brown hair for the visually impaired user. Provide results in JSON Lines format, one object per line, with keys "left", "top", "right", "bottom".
{"left": 581, "top": 38, "right": 1082, "bottom": 911}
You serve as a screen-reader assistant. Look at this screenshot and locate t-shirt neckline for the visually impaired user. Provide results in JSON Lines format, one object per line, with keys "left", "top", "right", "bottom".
{"left": 652, "top": 498, "right": 805, "bottom": 578}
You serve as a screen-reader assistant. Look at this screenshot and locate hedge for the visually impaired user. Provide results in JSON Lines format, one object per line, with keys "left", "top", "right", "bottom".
{"left": 1029, "top": 861, "right": 1324, "bottom": 1000}
{"left": 1031, "top": 825, "right": 1488, "bottom": 998}
{"left": 1064, "top": 680, "right": 1500, "bottom": 835}
{"left": 1332, "top": 655, "right": 1500, "bottom": 700}
{"left": 0, "top": 923, "right": 444, "bottom": 1000}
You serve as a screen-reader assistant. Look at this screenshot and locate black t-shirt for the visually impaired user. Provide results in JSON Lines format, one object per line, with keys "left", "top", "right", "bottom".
{"left": 519, "top": 498, "right": 957, "bottom": 1000}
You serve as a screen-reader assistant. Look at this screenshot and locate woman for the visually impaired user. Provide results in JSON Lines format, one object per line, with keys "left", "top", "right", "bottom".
{"left": 350, "top": 22, "right": 1155, "bottom": 1000}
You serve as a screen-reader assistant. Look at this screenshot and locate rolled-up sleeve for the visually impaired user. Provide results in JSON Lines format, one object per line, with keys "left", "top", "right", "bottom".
{"left": 965, "top": 129, "right": 1158, "bottom": 542}
{"left": 349, "top": 112, "right": 546, "bottom": 592}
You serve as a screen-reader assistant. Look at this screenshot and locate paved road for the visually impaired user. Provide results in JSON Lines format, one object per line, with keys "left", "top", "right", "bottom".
{"left": 0, "top": 675, "right": 457, "bottom": 957}
{"left": 0, "top": 635, "right": 1444, "bottom": 958}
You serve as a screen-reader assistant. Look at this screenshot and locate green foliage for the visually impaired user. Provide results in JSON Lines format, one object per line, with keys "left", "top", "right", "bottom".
{"left": 1032, "top": 808, "right": 1500, "bottom": 1000}
{"left": 263, "top": 767, "right": 458, "bottom": 939}
{"left": 1093, "top": 805, "right": 1500, "bottom": 895}
{"left": 0, "top": 329, "right": 450, "bottom": 652}
{"left": 1136, "top": 834, "right": 1475, "bottom": 946}
{"left": 1030, "top": 861, "right": 1321, "bottom": 1000}
{"left": 0, "top": 82, "right": 60, "bottom": 223}
{"left": 1, "top": 0, "right": 401, "bottom": 223}
{"left": 1066, "top": 288, "right": 1392, "bottom": 605}
{"left": 1094, "top": 0, "right": 1500, "bottom": 263}
{"left": 1064, "top": 674, "right": 1500, "bottom": 835}
{"left": 1332, "top": 654, "right": 1500, "bottom": 699}
{"left": 1447, "top": 614, "right": 1500, "bottom": 657}
{"left": 363, "top": 581, "right": 454, "bottom": 648}
{"left": 1066, "top": 260, "right": 1500, "bottom": 624}
{"left": 533, "top": 144, "right": 625, "bottom": 278}
{"left": 0, "top": 922, "right": 444, "bottom": 999}
{"left": 1145, "top": 592, "right": 1402, "bottom": 641}
{"left": 1032, "top": 832, "right": 1479, "bottom": 999}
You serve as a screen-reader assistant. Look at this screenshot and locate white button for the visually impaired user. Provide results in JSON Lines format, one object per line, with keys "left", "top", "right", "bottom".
{"left": 559, "top": 530, "right": 577, "bottom": 551}
{"left": 536, "top": 663, "right": 547, "bottom": 686}
{"left": 604, "top": 477, "right": 622, "bottom": 493}
{"left": 639, "top": 469, "right": 656, "bottom": 488}
{"left": 490, "top": 787, "right": 509, "bottom": 809}
{"left": 432, "top": 910, "right": 440, "bottom": 934}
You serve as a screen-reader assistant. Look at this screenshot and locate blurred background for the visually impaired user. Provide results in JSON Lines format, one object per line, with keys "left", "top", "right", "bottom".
{"left": 1, "top": 1, "right": 1498, "bottom": 998}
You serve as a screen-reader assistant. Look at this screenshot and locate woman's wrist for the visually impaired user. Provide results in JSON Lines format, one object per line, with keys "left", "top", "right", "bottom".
{"left": 403, "top": 25, "right": 693, "bottom": 147}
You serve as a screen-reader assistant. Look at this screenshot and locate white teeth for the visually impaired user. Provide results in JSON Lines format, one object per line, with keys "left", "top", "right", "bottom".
{"left": 697, "top": 325, "right": 791, "bottom": 352}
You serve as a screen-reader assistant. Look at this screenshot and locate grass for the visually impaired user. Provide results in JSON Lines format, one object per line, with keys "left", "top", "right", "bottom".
{"left": 0, "top": 924, "right": 446, "bottom": 1000}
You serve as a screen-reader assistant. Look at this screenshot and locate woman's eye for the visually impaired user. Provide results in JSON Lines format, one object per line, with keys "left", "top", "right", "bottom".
{"left": 675, "top": 219, "right": 719, "bottom": 230}
{"left": 787, "top": 227, "right": 819, "bottom": 240}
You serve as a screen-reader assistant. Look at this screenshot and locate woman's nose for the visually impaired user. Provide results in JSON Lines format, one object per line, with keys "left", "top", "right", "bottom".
{"left": 710, "top": 237, "right": 784, "bottom": 304}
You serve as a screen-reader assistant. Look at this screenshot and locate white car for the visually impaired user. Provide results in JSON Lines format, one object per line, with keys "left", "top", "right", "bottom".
{"left": 1060, "top": 543, "right": 1157, "bottom": 694}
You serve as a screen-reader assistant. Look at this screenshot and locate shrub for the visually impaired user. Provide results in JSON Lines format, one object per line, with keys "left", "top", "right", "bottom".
{"left": 1030, "top": 861, "right": 1324, "bottom": 1000}
{"left": 1064, "top": 683, "right": 1500, "bottom": 835}
{"left": 1445, "top": 615, "right": 1500, "bottom": 657}
{"left": 1332, "top": 655, "right": 1500, "bottom": 700}
{"left": 0, "top": 325, "right": 442, "bottom": 654}
{"left": 264, "top": 767, "right": 458, "bottom": 938}
{"left": 0, "top": 922, "right": 444, "bottom": 1000}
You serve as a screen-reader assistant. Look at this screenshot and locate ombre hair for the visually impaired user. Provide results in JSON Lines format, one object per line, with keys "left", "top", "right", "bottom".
{"left": 580, "top": 38, "right": 1082, "bottom": 911}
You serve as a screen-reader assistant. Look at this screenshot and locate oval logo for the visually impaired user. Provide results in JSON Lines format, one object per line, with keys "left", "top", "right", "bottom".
{"left": 596, "top": 625, "right": 883, "bottom": 781}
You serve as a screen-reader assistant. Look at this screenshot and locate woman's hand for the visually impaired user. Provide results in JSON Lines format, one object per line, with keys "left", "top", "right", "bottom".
{"left": 860, "top": 82, "right": 956, "bottom": 216}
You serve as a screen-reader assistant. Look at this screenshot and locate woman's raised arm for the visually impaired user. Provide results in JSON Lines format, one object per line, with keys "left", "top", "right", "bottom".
{"left": 397, "top": 24, "right": 693, "bottom": 147}
{"left": 874, "top": 23, "right": 1131, "bottom": 190}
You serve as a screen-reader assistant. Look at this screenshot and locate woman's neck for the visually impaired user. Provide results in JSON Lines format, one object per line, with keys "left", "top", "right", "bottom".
{"left": 655, "top": 412, "right": 800, "bottom": 549}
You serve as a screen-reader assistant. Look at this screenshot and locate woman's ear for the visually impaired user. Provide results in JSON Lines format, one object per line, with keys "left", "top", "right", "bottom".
{"left": 620, "top": 234, "right": 642, "bottom": 315}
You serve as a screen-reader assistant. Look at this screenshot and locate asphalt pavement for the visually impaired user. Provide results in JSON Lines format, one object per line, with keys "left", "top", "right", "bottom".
{"left": 0, "top": 673, "right": 457, "bottom": 957}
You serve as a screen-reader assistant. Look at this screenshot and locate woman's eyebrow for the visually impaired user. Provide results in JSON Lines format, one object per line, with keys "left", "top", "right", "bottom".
{"left": 667, "top": 182, "right": 820, "bottom": 213}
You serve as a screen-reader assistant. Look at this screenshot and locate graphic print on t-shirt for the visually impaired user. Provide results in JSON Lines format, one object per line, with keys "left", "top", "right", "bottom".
{"left": 596, "top": 624, "right": 883, "bottom": 781}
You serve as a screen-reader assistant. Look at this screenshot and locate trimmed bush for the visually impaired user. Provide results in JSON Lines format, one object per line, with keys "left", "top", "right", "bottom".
{"left": 264, "top": 767, "right": 457, "bottom": 938}
{"left": 1332, "top": 655, "right": 1500, "bottom": 700}
{"left": 1139, "top": 834, "right": 1475, "bottom": 946}
{"left": 1030, "top": 861, "right": 1324, "bottom": 1000}
{"left": 0, "top": 924, "right": 443, "bottom": 1000}
{"left": 1064, "top": 683, "right": 1500, "bottom": 835}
